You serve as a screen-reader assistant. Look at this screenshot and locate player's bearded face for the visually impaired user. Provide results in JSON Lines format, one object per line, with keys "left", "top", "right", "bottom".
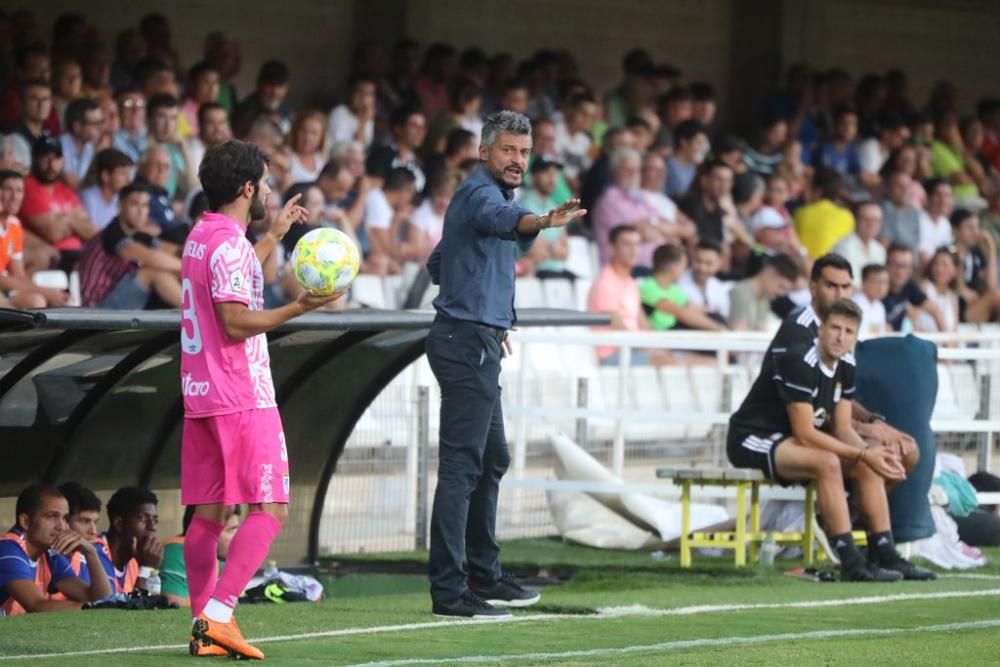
{"left": 249, "top": 182, "right": 266, "bottom": 221}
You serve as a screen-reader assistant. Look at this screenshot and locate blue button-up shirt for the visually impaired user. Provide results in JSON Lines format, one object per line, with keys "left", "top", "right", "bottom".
{"left": 427, "top": 166, "right": 537, "bottom": 328}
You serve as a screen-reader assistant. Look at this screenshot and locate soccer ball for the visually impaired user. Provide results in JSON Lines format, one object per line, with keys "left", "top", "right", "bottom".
{"left": 290, "top": 227, "right": 360, "bottom": 296}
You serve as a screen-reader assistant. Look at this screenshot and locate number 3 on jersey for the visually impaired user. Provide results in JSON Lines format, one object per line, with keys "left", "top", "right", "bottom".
{"left": 181, "top": 278, "right": 203, "bottom": 354}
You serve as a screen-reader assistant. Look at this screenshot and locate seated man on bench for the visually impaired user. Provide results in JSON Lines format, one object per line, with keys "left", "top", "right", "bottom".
{"left": 727, "top": 298, "right": 936, "bottom": 582}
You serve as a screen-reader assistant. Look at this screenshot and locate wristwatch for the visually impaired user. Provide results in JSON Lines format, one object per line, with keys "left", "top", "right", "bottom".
{"left": 869, "top": 413, "right": 886, "bottom": 424}
{"left": 534, "top": 213, "right": 550, "bottom": 231}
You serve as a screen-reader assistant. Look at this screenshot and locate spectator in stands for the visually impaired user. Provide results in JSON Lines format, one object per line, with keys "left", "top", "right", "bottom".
{"left": 327, "top": 75, "right": 376, "bottom": 151}
{"left": 315, "top": 156, "right": 366, "bottom": 235}
{"left": 6, "top": 78, "right": 52, "bottom": 172}
{"left": 690, "top": 82, "right": 717, "bottom": 128}
{"left": 19, "top": 134, "right": 96, "bottom": 271}
{"left": 94, "top": 93, "right": 120, "bottom": 153}
{"left": 774, "top": 138, "right": 810, "bottom": 201}
{"left": 414, "top": 43, "right": 457, "bottom": 118}
{"left": 665, "top": 120, "right": 709, "bottom": 197}
{"left": 554, "top": 92, "right": 599, "bottom": 187}
{"left": 95, "top": 486, "right": 162, "bottom": 594}
{"left": 627, "top": 115, "right": 657, "bottom": 154}
{"left": 161, "top": 505, "right": 241, "bottom": 609}
{"left": 640, "top": 152, "right": 696, "bottom": 243}
{"left": 678, "top": 160, "right": 749, "bottom": 250}
{"left": 498, "top": 78, "right": 529, "bottom": 115}
{"left": 603, "top": 48, "right": 652, "bottom": 128}
{"left": 0, "top": 484, "right": 112, "bottom": 615}
{"left": 931, "top": 112, "right": 982, "bottom": 207}
{"left": 407, "top": 169, "right": 456, "bottom": 263}
{"left": 588, "top": 224, "right": 669, "bottom": 365}
{"left": 918, "top": 179, "right": 955, "bottom": 267}
{"left": 135, "top": 145, "right": 181, "bottom": 234}
{"left": 951, "top": 208, "right": 1000, "bottom": 323}
{"left": 112, "top": 89, "right": 148, "bottom": 163}
{"left": 367, "top": 105, "right": 426, "bottom": 192}
{"left": 883, "top": 244, "right": 946, "bottom": 331}
{"left": 858, "top": 112, "right": 907, "bottom": 189}
{"left": 678, "top": 239, "right": 731, "bottom": 320}
{"left": 916, "top": 248, "right": 960, "bottom": 333}
{"left": 743, "top": 114, "right": 787, "bottom": 177}
{"left": 640, "top": 243, "right": 724, "bottom": 332}
{"left": 245, "top": 117, "right": 289, "bottom": 188}
{"left": 134, "top": 57, "right": 178, "bottom": 100}
{"left": 750, "top": 175, "right": 809, "bottom": 267}
{"left": 882, "top": 144, "right": 931, "bottom": 209}
{"left": 58, "top": 97, "right": 102, "bottom": 190}
{"left": 78, "top": 183, "right": 182, "bottom": 309}
{"left": 185, "top": 102, "right": 231, "bottom": 174}
{"left": 57, "top": 482, "right": 105, "bottom": 581}
{"left": 728, "top": 254, "right": 802, "bottom": 331}
{"left": 50, "top": 59, "right": 83, "bottom": 135}
{"left": 424, "top": 128, "right": 477, "bottom": 192}
{"left": 146, "top": 93, "right": 194, "bottom": 200}
{"left": 364, "top": 167, "right": 417, "bottom": 274}
{"left": 286, "top": 110, "right": 327, "bottom": 187}
{"left": 833, "top": 200, "right": 887, "bottom": 286}
{"left": 109, "top": 28, "right": 145, "bottom": 93}
{"left": 203, "top": 31, "right": 241, "bottom": 115}
{"left": 0, "top": 44, "right": 55, "bottom": 133}
{"left": 179, "top": 62, "right": 220, "bottom": 140}
{"left": 728, "top": 300, "right": 933, "bottom": 582}
{"left": 0, "top": 170, "right": 67, "bottom": 306}
{"left": 851, "top": 263, "right": 889, "bottom": 339}
{"left": 593, "top": 148, "right": 678, "bottom": 272}
{"left": 793, "top": 168, "right": 854, "bottom": 259}
{"left": 959, "top": 116, "right": 997, "bottom": 198}
{"left": 814, "top": 106, "right": 862, "bottom": 186}
{"left": 579, "top": 127, "right": 633, "bottom": 219}
{"left": 879, "top": 170, "right": 923, "bottom": 254}
{"left": 79, "top": 148, "right": 133, "bottom": 230}
{"left": 519, "top": 158, "right": 571, "bottom": 279}
{"left": 655, "top": 86, "right": 693, "bottom": 148}
{"left": 423, "top": 78, "right": 484, "bottom": 159}
{"left": 232, "top": 60, "right": 291, "bottom": 138}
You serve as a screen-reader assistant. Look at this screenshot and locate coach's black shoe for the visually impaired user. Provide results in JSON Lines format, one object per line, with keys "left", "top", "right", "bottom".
{"left": 876, "top": 552, "right": 938, "bottom": 581}
{"left": 470, "top": 572, "right": 541, "bottom": 608}
{"left": 432, "top": 590, "right": 512, "bottom": 618}
{"left": 841, "top": 562, "right": 903, "bottom": 582}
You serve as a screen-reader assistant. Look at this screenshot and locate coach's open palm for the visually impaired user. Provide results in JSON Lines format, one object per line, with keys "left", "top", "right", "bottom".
{"left": 547, "top": 199, "right": 588, "bottom": 228}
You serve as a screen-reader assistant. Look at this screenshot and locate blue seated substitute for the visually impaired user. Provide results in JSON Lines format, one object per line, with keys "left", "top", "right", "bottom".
{"left": 854, "top": 334, "right": 937, "bottom": 542}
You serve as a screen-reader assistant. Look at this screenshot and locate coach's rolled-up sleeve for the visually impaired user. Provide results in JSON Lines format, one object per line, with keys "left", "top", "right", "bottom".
{"left": 469, "top": 187, "right": 535, "bottom": 241}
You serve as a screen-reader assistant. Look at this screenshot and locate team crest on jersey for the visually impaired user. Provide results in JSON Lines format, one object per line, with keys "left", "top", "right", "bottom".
{"left": 812, "top": 406, "right": 827, "bottom": 428}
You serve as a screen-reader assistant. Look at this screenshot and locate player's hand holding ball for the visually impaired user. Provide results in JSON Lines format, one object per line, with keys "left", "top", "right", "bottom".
{"left": 290, "top": 227, "right": 360, "bottom": 311}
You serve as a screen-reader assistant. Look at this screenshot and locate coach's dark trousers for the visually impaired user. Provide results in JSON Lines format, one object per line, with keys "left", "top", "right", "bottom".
{"left": 425, "top": 315, "right": 510, "bottom": 602}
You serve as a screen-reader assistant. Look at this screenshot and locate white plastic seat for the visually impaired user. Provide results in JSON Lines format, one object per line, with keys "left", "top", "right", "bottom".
{"left": 541, "top": 278, "right": 575, "bottom": 309}
{"left": 351, "top": 275, "right": 387, "bottom": 308}
{"left": 932, "top": 363, "right": 962, "bottom": 420}
{"left": 948, "top": 362, "right": 980, "bottom": 420}
{"left": 565, "top": 237, "right": 596, "bottom": 279}
{"left": 513, "top": 277, "right": 544, "bottom": 309}
{"left": 32, "top": 270, "right": 69, "bottom": 291}
{"left": 573, "top": 278, "right": 592, "bottom": 311}
{"left": 382, "top": 275, "right": 403, "bottom": 309}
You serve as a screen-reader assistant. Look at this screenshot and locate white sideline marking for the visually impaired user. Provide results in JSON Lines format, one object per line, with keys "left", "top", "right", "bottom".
{"left": 342, "top": 619, "right": 1000, "bottom": 666}
{"left": 1, "top": 588, "right": 997, "bottom": 661}
{"left": 942, "top": 573, "right": 1000, "bottom": 580}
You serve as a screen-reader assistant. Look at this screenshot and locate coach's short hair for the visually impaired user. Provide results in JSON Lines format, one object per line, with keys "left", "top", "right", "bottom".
{"left": 15, "top": 484, "right": 64, "bottom": 524}
{"left": 58, "top": 482, "right": 102, "bottom": 517}
{"left": 810, "top": 253, "right": 853, "bottom": 282}
{"left": 106, "top": 486, "right": 158, "bottom": 524}
{"left": 818, "top": 297, "right": 863, "bottom": 325}
{"left": 481, "top": 110, "right": 531, "bottom": 148}
{"left": 199, "top": 140, "right": 270, "bottom": 211}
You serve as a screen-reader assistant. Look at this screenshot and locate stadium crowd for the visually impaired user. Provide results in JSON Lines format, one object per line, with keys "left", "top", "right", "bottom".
{"left": 2, "top": 10, "right": 1000, "bottom": 338}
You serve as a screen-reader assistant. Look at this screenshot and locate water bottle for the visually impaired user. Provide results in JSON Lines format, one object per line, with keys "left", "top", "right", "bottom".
{"left": 263, "top": 560, "right": 279, "bottom": 580}
{"left": 144, "top": 571, "right": 161, "bottom": 595}
{"left": 759, "top": 534, "right": 777, "bottom": 566}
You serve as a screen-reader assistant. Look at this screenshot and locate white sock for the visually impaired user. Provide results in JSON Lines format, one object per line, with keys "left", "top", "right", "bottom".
{"left": 202, "top": 598, "right": 234, "bottom": 623}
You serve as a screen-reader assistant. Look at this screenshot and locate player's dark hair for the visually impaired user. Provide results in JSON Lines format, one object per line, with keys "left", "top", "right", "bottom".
{"left": 609, "top": 224, "right": 639, "bottom": 245}
{"left": 106, "top": 486, "right": 158, "bottom": 524}
{"left": 651, "top": 244, "right": 686, "bottom": 273}
{"left": 810, "top": 253, "right": 853, "bottom": 282}
{"left": 197, "top": 101, "right": 226, "bottom": 128}
{"left": 199, "top": 140, "right": 270, "bottom": 211}
{"left": 819, "top": 297, "right": 863, "bottom": 325}
{"left": 861, "top": 263, "right": 887, "bottom": 281}
{"left": 15, "top": 484, "right": 64, "bottom": 523}
{"left": 58, "top": 482, "right": 102, "bottom": 516}
{"left": 765, "top": 253, "right": 802, "bottom": 282}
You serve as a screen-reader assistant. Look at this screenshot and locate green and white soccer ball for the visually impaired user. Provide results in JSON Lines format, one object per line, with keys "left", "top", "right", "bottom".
{"left": 290, "top": 227, "right": 360, "bottom": 296}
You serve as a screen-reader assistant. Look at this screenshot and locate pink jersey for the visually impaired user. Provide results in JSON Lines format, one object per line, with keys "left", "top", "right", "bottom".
{"left": 180, "top": 212, "right": 276, "bottom": 417}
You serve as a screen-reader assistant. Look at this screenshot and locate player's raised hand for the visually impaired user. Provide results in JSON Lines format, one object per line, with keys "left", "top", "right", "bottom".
{"left": 136, "top": 534, "right": 164, "bottom": 568}
{"left": 270, "top": 192, "right": 310, "bottom": 240}
{"left": 546, "top": 199, "right": 588, "bottom": 229}
{"left": 51, "top": 530, "right": 86, "bottom": 556}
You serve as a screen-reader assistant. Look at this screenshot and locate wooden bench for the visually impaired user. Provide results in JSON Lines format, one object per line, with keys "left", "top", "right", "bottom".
{"left": 656, "top": 467, "right": 817, "bottom": 567}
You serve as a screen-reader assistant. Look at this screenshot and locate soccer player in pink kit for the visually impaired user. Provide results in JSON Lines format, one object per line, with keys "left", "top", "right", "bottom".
{"left": 181, "top": 140, "right": 341, "bottom": 660}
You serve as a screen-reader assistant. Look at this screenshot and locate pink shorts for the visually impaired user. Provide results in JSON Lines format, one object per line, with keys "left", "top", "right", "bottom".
{"left": 181, "top": 407, "right": 290, "bottom": 506}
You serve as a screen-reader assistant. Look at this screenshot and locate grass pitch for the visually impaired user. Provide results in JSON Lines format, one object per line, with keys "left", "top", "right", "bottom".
{"left": 1, "top": 540, "right": 997, "bottom": 666}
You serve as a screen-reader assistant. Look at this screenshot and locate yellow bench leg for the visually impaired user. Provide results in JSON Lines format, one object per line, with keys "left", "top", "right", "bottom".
{"left": 680, "top": 480, "right": 692, "bottom": 568}
{"left": 804, "top": 482, "right": 816, "bottom": 564}
{"left": 734, "top": 481, "right": 748, "bottom": 566}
